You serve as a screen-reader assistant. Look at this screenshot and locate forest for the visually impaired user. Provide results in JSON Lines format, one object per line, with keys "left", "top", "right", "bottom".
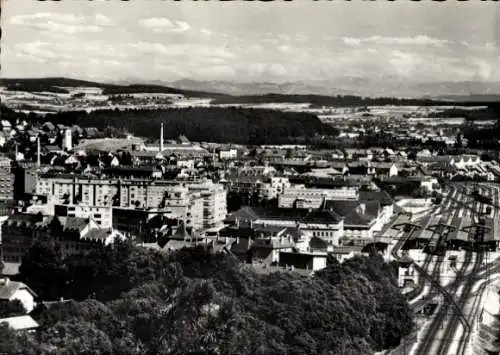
{"left": 25, "top": 106, "right": 338, "bottom": 145}
{"left": 428, "top": 106, "right": 499, "bottom": 121}
{"left": 211, "top": 93, "right": 447, "bottom": 107}
{"left": 3, "top": 241, "right": 414, "bottom": 355}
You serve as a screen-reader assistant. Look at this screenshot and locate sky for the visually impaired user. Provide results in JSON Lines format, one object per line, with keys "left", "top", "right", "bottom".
{"left": 2, "top": 0, "right": 500, "bottom": 84}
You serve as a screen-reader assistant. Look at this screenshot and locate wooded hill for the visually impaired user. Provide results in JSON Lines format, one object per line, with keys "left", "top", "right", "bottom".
{"left": 5, "top": 105, "right": 338, "bottom": 145}
{"left": 3, "top": 241, "right": 414, "bottom": 355}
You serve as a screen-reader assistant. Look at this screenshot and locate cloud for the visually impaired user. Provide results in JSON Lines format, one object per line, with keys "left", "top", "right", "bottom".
{"left": 9, "top": 12, "right": 109, "bottom": 34}
{"left": 95, "top": 14, "right": 114, "bottom": 27}
{"left": 473, "top": 59, "right": 494, "bottom": 80}
{"left": 139, "top": 17, "right": 173, "bottom": 30}
{"left": 461, "top": 41, "right": 498, "bottom": 52}
{"left": 277, "top": 45, "right": 293, "bottom": 53}
{"left": 172, "top": 21, "right": 191, "bottom": 32}
{"left": 14, "top": 40, "right": 129, "bottom": 65}
{"left": 389, "top": 50, "right": 423, "bottom": 77}
{"left": 342, "top": 37, "right": 362, "bottom": 46}
{"left": 124, "top": 42, "right": 235, "bottom": 59}
{"left": 16, "top": 41, "right": 72, "bottom": 62}
{"left": 342, "top": 35, "right": 450, "bottom": 47}
{"left": 139, "top": 17, "right": 191, "bottom": 33}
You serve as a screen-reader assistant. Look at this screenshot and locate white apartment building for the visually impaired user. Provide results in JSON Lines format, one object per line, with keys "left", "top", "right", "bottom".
{"left": 187, "top": 180, "right": 227, "bottom": 231}
{"left": 36, "top": 175, "right": 226, "bottom": 232}
{"left": 26, "top": 200, "right": 113, "bottom": 229}
{"left": 220, "top": 149, "right": 238, "bottom": 160}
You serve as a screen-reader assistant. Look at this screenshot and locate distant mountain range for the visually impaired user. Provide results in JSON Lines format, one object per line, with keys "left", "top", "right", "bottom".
{"left": 167, "top": 78, "right": 500, "bottom": 100}
{"left": 2, "top": 77, "right": 500, "bottom": 104}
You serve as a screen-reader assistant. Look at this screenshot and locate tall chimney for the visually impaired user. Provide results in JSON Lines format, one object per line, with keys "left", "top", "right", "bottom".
{"left": 160, "top": 122, "right": 164, "bottom": 152}
{"left": 37, "top": 137, "right": 41, "bottom": 167}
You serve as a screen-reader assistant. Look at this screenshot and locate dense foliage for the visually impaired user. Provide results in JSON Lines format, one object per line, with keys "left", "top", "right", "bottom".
{"left": 9, "top": 241, "right": 414, "bottom": 355}
{"left": 26, "top": 107, "right": 337, "bottom": 145}
{"left": 428, "top": 107, "right": 499, "bottom": 122}
{"left": 0, "top": 299, "right": 26, "bottom": 318}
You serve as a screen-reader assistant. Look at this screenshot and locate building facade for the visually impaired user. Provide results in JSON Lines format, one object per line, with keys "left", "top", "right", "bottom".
{"left": 0, "top": 157, "right": 14, "bottom": 202}
{"left": 36, "top": 175, "right": 226, "bottom": 232}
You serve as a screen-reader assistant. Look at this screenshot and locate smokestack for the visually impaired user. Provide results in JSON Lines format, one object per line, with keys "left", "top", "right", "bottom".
{"left": 64, "top": 128, "right": 72, "bottom": 151}
{"left": 14, "top": 143, "right": 18, "bottom": 161}
{"left": 160, "top": 122, "right": 164, "bottom": 152}
{"left": 37, "top": 137, "right": 41, "bottom": 167}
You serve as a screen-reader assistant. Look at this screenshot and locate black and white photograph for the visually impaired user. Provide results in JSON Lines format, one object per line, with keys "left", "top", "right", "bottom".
{"left": 1, "top": 0, "right": 500, "bottom": 354}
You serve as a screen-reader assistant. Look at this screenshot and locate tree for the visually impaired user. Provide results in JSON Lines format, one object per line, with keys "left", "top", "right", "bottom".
{"left": 0, "top": 323, "right": 41, "bottom": 355}
{"left": 16, "top": 243, "right": 414, "bottom": 355}
{"left": 0, "top": 299, "right": 26, "bottom": 318}
{"left": 19, "top": 242, "right": 66, "bottom": 300}
{"left": 49, "top": 216, "right": 64, "bottom": 237}
{"left": 39, "top": 320, "right": 114, "bottom": 355}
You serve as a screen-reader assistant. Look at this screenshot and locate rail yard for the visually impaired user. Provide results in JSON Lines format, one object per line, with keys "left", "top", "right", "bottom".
{"left": 384, "top": 182, "right": 500, "bottom": 355}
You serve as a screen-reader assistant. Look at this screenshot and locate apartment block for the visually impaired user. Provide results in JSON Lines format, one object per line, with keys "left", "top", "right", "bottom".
{"left": 36, "top": 175, "right": 226, "bottom": 232}
{"left": 0, "top": 156, "right": 14, "bottom": 202}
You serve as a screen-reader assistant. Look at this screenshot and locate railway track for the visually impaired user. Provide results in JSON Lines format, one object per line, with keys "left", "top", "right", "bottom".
{"left": 413, "top": 182, "right": 491, "bottom": 355}
{"left": 455, "top": 274, "right": 490, "bottom": 355}
{"left": 434, "top": 252, "right": 484, "bottom": 355}
{"left": 414, "top": 250, "right": 474, "bottom": 355}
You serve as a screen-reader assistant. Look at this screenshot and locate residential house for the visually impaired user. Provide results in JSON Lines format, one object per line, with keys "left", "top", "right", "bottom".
{"left": 359, "top": 189, "right": 395, "bottom": 226}
{"left": 0, "top": 315, "right": 39, "bottom": 333}
{"left": 0, "top": 277, "right": 37, "bottom": 313}
{"left": 248, "top": 225, "right": 295, "bottom": 264}
{"left": 278, "top": 251, "right": 327, "bottom": 272}
{"left": 344, "top": 148, "right": 373, "bottom": 161}
{"left": 260, "top": 176, "right": 290, "bottom": 200}
{"left": 1, "top": 213, "right": 121, "bottom": 264}
{"left": 326, "top": 199, "right": 384, "bottom": 245}
{"left": 329, "top": 245, "right": 366, "bottom": 263}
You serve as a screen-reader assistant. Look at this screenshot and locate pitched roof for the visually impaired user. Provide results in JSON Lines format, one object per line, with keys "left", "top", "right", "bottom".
{"left": 231, "top": 237, "right": 252, "bottom": 254}
{"left": 226, "top": 206, "right": 261, "bottom": 222}
{"left": 82, "top": 228, "right": 109, "bottom": 242}
{"left": 0, "top": 279, "right": 37, "bottom": 299}
{"left": 0, "top": 315, "right": 39, "bottom": 331}
{"left": 219, "top": 226, "right": 255, "bottom": 239}
{"left": 164, "top": 239, "right": 197, "bottom": 251}
{"left": 359, "top": 190, "right": 394, "bottom": 206}
{"left": 325, "top": 200, "right": 379, "bottom": 226}
{"left": 55, "top": 216, "right": 89, "bottom": 232}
